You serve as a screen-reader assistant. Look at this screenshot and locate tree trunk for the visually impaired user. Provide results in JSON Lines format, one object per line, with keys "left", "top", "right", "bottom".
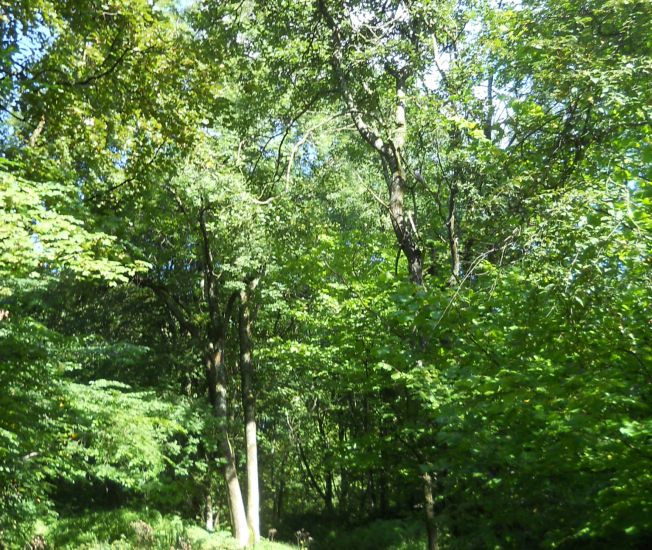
{"left": 387, "top": 85, "right": 423, "bottom": 285}
{"left": 273, "top": 477, "right": 285, "bottom": 525}
{"left": 422, "top": 472, "right": 438, "bottom": 550}
{"left": 446, "top": 183, "right": 461, "bottom": 286}
{"left": 338, "top": 421, "right": 349, "bottom": 513}
{"left": 317, "top": 0, "right": 423, "bottom": 285}
{"left": 317, "top": 414, "right": 334, "bottom": 514}
{"left": 198, "top": 210, "right": 248, "bottom": 547}
{"left": 325, "top": 470, "right": 334, "bottom": 515}
{"left": 239, "top": 282, "right": 261, "bottom": 542}
{"left": 485, "top": 73, "right": 494, "bottom": 141}
{"left": 379, "top": 467, "right": 389, "bottom": 517}
{"left": 205, "top": 493, "right": 215, "bottom": 532}
{"left": 207, "top": 345, "right": 249, "bottom": 548}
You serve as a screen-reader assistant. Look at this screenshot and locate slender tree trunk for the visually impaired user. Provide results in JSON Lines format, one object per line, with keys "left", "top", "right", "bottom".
{"left": 367, "top": 472, "right": 376, "bottom": 513}
{"left": 325, "top": 472, "right": 334, "bottom": 514}
{"left": 387, "top": 84, "right": 423, "bottom": 285}
{"left": 318, "top": 0, "right": 423, "bottom": 285}
{"left": 422, "top": 472, "right": 438, "bottom": 550}
{"left": 379, "top": 465, "right": 389, "bottom": 517}
{"left": 446, "top": 183, "right": 461, "bottom": 285}
{"left": 317, "top": 414, "right": 334, "bottom": 514}
{"left": 239, "top": 281, "right": 261, "bottom": 542}
{"left": 207, "top": 344, "right": 249, "bottom": 548}
{"left": 339, "top": 467, "right": 349, "bottom": 514}
{"left": 485, "top": 73, "right": 494, "bottom": 141}
{"left": 338, "top": 420, "right": 349, "bottom": 513}
{"left": 205, "top": 493, "right": 215, "bottom": 532}
{"left": 273, "top": 477, "right": 285, "bottom": 525}
{"left": 198, "top": 210, "right": 248, "bottom": 546}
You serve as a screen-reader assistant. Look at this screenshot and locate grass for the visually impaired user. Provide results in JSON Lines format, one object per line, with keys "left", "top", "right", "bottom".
{"left": 185, "top": 526, "right": 295, "bottom": 550}
{"left": 315, "top": 518, "right": 423, "bottom": 550}
{"left": 35, "top": 507, "right": 422, "bottom": 549}
{"left": 41, "top": 509, "right": 295, "bottom": 550}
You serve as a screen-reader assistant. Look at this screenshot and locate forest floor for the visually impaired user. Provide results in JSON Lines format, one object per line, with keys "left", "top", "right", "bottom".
{"left": 35, "top": 508, "right": 423, "bottom": 549}
{"left": 36, "top": 509, "right": 295, "bottom": 550}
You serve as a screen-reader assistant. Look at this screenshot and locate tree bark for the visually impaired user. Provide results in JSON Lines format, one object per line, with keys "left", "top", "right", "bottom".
{"left": 317, "top": 0, "right": 423, "bottom": 284}
{"left": 387, "top": 151, "right": 423, "bottom": 284}
{"left": 205, "top": 492, "right": 215, "bottom": 532}
{"left": 422, "top": 472, "right": 438, "bottom": 550}
{"left": 377, "top": 409, "right": 390, "bottom": 517}
{"left": 239, "top": 279, "right": 261, "bottom": 542}
{"left": 316, "top": 414, "right": 334, "bottom": 514}
{"left": 388, "top": 84, "right": 423, "bottom": 284}
{"left": 199, "top": 209, "right": 249, "bottom": 547}
{"left": 207, "top": 345, "right": 249, "bottom": 548}
{"left": 273, "top": 477, "right": 285, "bottom": 525}
{"left": 446, "top": 183, "right": 461, "bottom": 285}
{"left": 485, "top": 73, "right": 494, "bottom": 141}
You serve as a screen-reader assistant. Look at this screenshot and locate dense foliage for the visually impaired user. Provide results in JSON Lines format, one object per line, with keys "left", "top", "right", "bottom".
{"left": 1, "top": 0, "right": 650, "bottom": 549}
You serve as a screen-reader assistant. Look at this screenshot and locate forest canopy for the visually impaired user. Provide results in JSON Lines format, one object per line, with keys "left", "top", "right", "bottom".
{"left": 1, "top": 0, "right": 651, "bottom": 549}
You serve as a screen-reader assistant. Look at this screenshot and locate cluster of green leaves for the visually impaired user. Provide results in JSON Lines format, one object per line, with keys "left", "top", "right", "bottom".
{"left": 0, "top": 304, "right": 209, "bottom": 546}
{"left": 0, "top": 2, "right": 211, "bottom": 546}
{"left": 0, "top": 163, "right": 149, "bottom": 295}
